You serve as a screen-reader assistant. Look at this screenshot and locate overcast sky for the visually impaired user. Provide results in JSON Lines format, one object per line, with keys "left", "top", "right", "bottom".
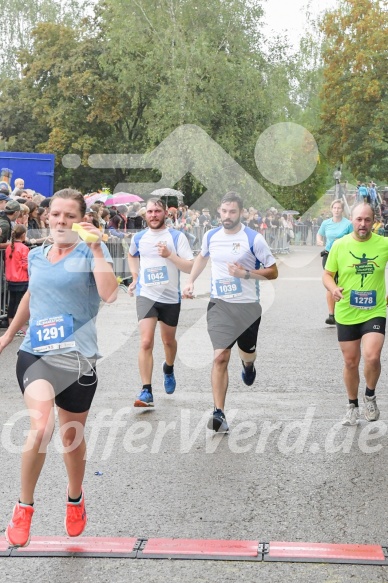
{"left": 262, "top": 0, "right": 338, "bottom": 48}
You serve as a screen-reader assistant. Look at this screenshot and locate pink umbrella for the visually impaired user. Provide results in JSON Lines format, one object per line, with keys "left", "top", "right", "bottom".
{"left": 105, "top": 193, "right": 144, "bottom": 206}
{"left": 84, "top": 193, "right": 110, "bottom": 204}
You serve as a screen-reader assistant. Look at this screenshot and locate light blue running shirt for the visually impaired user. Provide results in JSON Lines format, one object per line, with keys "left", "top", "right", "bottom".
{"left": 20, "top": 241, "right": 113, "bottom": 357}
{"left": 318, "top": 217, "right": 353, "bottom": 251}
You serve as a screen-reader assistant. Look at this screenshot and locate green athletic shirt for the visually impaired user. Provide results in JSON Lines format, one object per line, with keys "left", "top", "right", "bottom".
{"left": 325, "top": 233, "right": 388, "bottom": 325}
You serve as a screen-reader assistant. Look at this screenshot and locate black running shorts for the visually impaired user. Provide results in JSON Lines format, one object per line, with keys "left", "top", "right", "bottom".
{"left": 322, "top": 251, "right": 338, "bottom": 283}
{"left": 16, "top": 350, "right": 97, "bottom": 413}
{"left": 136, "top": 296, "right": 181, "bottom": 327}
{"left": 321, "top": 251, "right": 329, "bottom": 269}
{"left": 336, "top": 317, "right": 386, "bottom": 342}
{"left": 207, "top": 299, "right": 261, "bottom": 351}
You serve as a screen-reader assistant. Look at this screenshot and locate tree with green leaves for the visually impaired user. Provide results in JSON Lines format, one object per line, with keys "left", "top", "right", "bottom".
{"left": 0, "top": 0, "right": 331, "bottom": 213}
{"left": 0, "top": 0, "right": 89, "bottom": 80}
{"left": 0, "top": 21, "right": 129, "bottom": 191}
{"left": 259, "top": 20, "right": 332, "bottom": 214}
{"left": 320, "top": 0, "right": 388, "bottom": 180}
{"left": 97, "top": 0, "right": 276, "bottom": 205}
{"left": 1, "top": 0, "right": 277, "bottom": 201}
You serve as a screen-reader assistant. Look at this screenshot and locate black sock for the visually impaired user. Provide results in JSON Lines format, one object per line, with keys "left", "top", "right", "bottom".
{"left": 143, "top": 384, "right": 152, "bottom": 393}
{"left": 68, "top": 493, "right": 82, "bottom": 504}
{"left": 365, "top": 387, "right": 375, "bottom": 397}
{"left": 19, "top": 500, "right": 34, "bottom": 507}
{"left": 242, "top": 360, "right": 254, "bottom": 370}
{"left": 349, "top": 398, "right": 358, "bottom": 407}
{"left": 163, "top": 363, "right": 174, "bottom": 375}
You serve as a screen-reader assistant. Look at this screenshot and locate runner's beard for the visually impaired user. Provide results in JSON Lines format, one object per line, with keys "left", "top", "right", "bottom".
{"left": 222, "top": 218, "right": 240, "bottom": 230}
{"left": 357, "top": 229, "right": 371, "bottom": 239}
{"left": 148, "top": 218, "right": 166, "bottom": 230}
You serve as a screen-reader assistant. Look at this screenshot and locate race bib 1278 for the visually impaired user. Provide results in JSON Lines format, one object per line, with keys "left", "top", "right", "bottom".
{"left": 350, "top": 290, "right": 376, "bottom": 309}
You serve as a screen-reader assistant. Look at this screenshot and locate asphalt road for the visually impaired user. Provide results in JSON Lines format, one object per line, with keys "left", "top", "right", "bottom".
{"left": 1, "top": 247, "right": 388, "bottom": 582}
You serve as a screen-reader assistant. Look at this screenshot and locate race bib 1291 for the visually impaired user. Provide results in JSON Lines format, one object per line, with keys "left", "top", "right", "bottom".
{"left": 30, "top": 314, "right": 76, "bottom": 352}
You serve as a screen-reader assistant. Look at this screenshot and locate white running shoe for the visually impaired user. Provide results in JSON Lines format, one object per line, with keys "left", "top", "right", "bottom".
{"left": 363, "top": 395, "right": 380, "bottom": 422}
{"left": 341, "top": 404, "right": 360, "bottom": 426}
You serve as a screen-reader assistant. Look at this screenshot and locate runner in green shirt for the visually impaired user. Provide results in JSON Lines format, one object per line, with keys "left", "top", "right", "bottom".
{"left": 323, "top": 202, "right": 388, "bottom": 426}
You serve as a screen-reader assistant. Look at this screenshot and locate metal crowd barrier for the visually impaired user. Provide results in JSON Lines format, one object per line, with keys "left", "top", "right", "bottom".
{"left": 105, "top": 237, "right": 132, "bottom": 279}
{"left": 0, "top": 230, "right": 199, "bottom": 322}
{"left": 261, "top": 226, "right": 321, "bottom": 252}
{"left": 0, "top": 237, "right": 134, "bottom": 322}
{"left": 174, "top": 224, "right": 320, "bottom": 255}
{"left": 191, "top": 225, "right": 206, "bottom": 254}
{"left": 292, "top": 225, "right": 316, "bottom": 247}
{"left": 262, "top": 227, "right": 289, "bottom": 254}
{"left": 0, "top": 224, "right": 323, "bottom": 322}
{"left": 298, "top": 225, "right": 320, "bottom": 246}
{"left": 106, "top": 226, "right": 205, "bottom": 272}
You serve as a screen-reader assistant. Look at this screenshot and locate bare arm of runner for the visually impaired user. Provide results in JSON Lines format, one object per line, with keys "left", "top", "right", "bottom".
{"left": 127, "top": 254, "right": 140, "bottom": 296}
{"left": 156, "top": 243, "right": 194, "bottom": 274}
{"left": 322, "top": 269, "right": 344, "bottom": 302}
{"left": 182, "top": 253, "right": 209, "bottom": 298}
{"left": 0, "top": 290, "right": 31, "bottom": 353}
{"left": 77, "top": 223, "right": 118, "bottom": 303}
{"left": 91, "top": 245, "right": 118, "bottom": 303}
{"left": 228, "top": 261, "right": 278, "bottom": 281}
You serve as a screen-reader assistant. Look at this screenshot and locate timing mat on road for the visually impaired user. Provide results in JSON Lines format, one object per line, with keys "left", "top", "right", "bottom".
{"left": 1, "top": 537, "right": 388, "bottom": 564}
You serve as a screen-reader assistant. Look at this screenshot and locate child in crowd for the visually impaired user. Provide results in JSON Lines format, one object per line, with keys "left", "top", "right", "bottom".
{"left": 5, "top": 225, "right": 29, "bottom": 336}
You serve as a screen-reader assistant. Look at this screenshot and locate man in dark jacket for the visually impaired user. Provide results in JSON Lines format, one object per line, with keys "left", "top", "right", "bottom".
{"left": 0, "top": 200, "right": 20, "bottom": 248}
{"left": 0, "top": 191, "right": 10, "bottom": 212}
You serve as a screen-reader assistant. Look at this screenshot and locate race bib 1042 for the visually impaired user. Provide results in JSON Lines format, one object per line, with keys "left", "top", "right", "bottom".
{"left": 144, "top": 266, "right": 169, "bottom": 286}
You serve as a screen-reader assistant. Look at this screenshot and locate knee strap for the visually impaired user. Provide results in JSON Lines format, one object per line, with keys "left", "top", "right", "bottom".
{"left": 238, "top": 348, "right": 256, "bottom": 363}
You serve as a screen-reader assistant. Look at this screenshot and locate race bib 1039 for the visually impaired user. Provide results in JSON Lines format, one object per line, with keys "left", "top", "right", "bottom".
{"left": 215, "top": 277, "right": 243, "bottom": 299}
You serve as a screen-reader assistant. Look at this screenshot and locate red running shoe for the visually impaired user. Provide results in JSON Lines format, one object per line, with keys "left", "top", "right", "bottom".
{"left": 5, "top": 502, "right": 34, "bottom": 547}
{"left": 65, "top": 487, "right": 87, "bottom": 537}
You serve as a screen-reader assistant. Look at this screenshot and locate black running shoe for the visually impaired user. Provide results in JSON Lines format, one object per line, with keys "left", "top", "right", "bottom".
{"left": 207, "top": 408, "right": 229, "bottom": 433}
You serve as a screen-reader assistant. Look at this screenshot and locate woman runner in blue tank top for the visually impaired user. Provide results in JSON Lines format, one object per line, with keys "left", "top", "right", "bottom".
{"left": 0, "top": 188, "right": 118, "bottom": 547}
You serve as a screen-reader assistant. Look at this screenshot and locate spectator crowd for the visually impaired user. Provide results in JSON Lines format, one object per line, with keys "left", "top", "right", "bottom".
{"left": 2, "top": 166, "right": 388, "bottom": 334}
